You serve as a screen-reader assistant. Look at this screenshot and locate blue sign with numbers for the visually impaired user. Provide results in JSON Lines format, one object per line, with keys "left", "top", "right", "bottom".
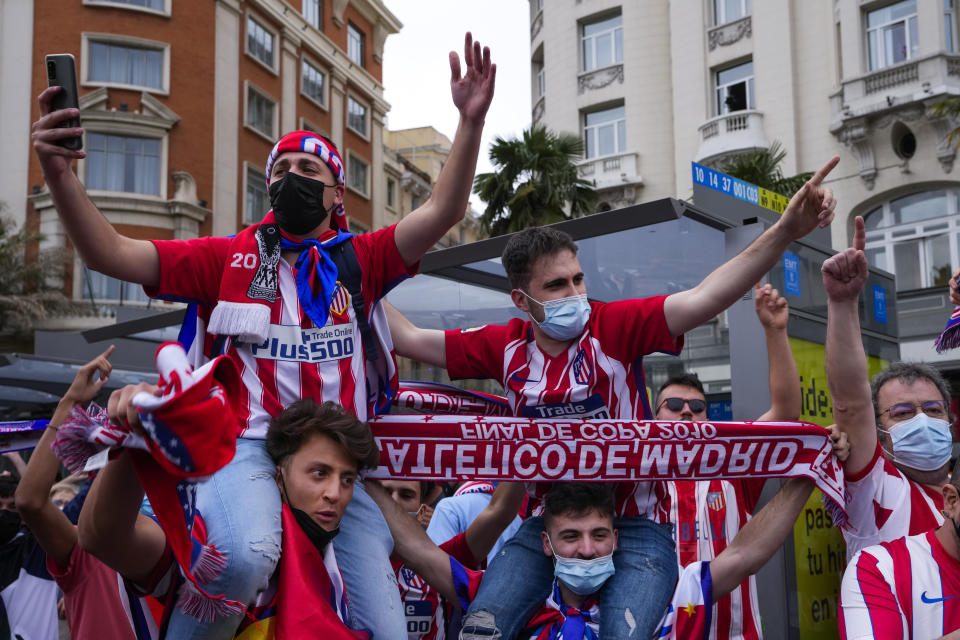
{"left": 692, "top": 162, "right": 760, "bottom": 206}
{"left": 873, "top": 285, "right": 887, "bottom": 323}
{"left": 783, "top": 252, "right": 801, "bottom": 297}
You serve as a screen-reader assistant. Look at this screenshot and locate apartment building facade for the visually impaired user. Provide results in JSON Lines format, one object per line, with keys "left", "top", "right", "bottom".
{"left": 530, "top": 0, "right": 960, "bottom": 381}
{"left": 384, "top": 126, "right": 481, "bottom": 247}
{"left": 0, "top": 0, "right": 400, "bottom": 316}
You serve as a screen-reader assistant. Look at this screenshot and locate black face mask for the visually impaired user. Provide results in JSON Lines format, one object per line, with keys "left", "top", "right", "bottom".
{"left": 268, "top": 172, "right": 335, "bottom": 236}
{"left": 278, "top": 474, "right": 339, "bottom": 554}
{"left": 0, "top": 509, "right": 21, "bottom": 545}
{"left": 291, "top": 506, "right": 339, "bottom": 555}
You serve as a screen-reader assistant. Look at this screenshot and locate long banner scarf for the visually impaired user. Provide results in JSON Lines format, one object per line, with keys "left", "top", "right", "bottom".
{"left": 935, "top": 306, "right": 960, "bottom": 353}
{"left": 395, "top": 381, "right": 510, "bottom": 416}
{"left": 51, "top": 342, "right": 246, "bottom": 621}
{"left": 0, "top": 420, "right": 48, "bottom": 453}
{"left": 365, "top": 415, "right": 848, "bottom": 526}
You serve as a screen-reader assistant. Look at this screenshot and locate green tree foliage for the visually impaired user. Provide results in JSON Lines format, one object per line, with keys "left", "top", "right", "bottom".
{"left": 719, "top": 141, "right": 813, "bottom": 197}
{"left": 0, "top": 210, "right": 75, "bottom": 335}
{"left": 473, "top": 125, "right": 597, "bottom": 237}
{"left": 930, "top": 97, "right": 960, "bottom": 149}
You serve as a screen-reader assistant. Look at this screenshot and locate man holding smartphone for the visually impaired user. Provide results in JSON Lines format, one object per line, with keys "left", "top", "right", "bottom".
{"left": 31, "top": 32, "right": 496, "bottom": 640}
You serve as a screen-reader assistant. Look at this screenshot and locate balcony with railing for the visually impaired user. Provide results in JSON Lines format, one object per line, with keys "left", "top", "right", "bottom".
{"left": 832, "top": 53, "right": 960, "bottom": 124}
{"left": 695, "top": 110, "right": 768, "bottom": 164}
{"left": 576, "top": 151, "right": 642, "bottom": 190}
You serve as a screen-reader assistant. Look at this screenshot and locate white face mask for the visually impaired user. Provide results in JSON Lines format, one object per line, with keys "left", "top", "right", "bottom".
{"left": 879, "top": 412, "right": 953, "bottom": 471}
{"left": 521, "top": 291, "right": 591, "bottom": 341}
{"left": 546, "top": 534, "right": 616, "bottom": 596}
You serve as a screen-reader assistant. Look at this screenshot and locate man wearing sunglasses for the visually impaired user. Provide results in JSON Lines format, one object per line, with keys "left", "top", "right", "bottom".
{"left": 824, "top": 216, "right": 955, "bottom": 561}
{"left": 651, "top": 282, "right": 803, "bottom": 640}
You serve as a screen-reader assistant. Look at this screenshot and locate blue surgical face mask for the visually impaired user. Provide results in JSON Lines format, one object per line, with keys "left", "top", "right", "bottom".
{"left": 546, "top": 535, "right": 616, "bottom": 596}
{"left": 522, "top": 291, "right": 591, "bottom": 341}
{"left": 879, "top": 412, "right": 953, "bottom": 471}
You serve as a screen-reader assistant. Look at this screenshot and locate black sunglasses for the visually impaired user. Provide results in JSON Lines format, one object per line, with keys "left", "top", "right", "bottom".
{"left": 658, "top": 397, "right": 707, "bottom": 413}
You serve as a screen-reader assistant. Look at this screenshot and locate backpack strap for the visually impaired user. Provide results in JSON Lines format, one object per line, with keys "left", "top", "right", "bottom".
{"left": 329, "top": 239, "right": 379, "bottom": 363}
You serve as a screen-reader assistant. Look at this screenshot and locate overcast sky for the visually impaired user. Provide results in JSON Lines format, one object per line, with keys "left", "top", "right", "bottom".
{"left": 381, "top": 0, "right": 532, "bottom": 209}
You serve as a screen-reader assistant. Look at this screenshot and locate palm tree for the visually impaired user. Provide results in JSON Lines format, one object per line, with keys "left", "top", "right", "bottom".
{"left": 473, "top": 125, "right": 597, "bottom": 237}
{"left": 0, "top": 208, "right": 75, "bottom": 337}
{"left": 930, "top": 97, "right": 960, "bottom": 149}
{"left": 719, "top": 141, "right": 812, "bottom": 197}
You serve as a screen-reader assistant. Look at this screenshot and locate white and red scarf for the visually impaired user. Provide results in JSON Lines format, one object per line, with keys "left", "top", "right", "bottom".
{"left": 51, "top": 342, "right": 245, "bottom": 621}
{"left": 935, "top": 306, "right": 960, "bottom": 353}
{"left": 204, "top": 212, "right": 354, "bottom": 344}
{"left": 366, "top": 415, "right": 848, "bottom": 526}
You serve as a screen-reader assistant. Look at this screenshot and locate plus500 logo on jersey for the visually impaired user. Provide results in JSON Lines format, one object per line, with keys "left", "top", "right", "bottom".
{"left": 251, "top": 324, "right": 355, "bottom": 363}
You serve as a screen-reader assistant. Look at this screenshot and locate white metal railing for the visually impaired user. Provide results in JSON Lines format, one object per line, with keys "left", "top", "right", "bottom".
{"left": 695, "top": 110, "right": 767, "bottom": 163}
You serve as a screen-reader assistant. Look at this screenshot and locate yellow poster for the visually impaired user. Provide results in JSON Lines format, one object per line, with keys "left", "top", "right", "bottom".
{"left": 789, "top": 337, "right": 888, "bottom": 640}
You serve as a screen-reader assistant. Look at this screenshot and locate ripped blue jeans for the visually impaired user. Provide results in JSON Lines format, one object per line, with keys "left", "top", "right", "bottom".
{"left": 164, "top": 440, "right": 405, "bottom": 640}
{"left": 165, "top": 438, "right": 283, "bottom": 639}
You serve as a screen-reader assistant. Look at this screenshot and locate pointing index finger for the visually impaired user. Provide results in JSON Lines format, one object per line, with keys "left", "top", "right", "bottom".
{"left": 853, "top": 216, "right": 866, "bottom": 252}
{"left": 809, "top": 156, "right": 840, "bottom": 187}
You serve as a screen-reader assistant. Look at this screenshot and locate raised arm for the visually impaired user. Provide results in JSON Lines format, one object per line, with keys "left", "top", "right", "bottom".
{"left": 663, "top": 158, "right": 839, "bottom": 337}
{"left": 15, "top": 346, "right": 114, "bottom": 569}
{"left": 32, "top": 87, "right": 159, "bottom": 286}
{"left": 384, "top": 301, "right": 447, "bottom": 367}
{"left": 365, "top": 480, "right": 460, "bottom": 605}
{"left": 822, "top": 217, "right": 875, "bottom": 476}
{"left": 463, "top": 482, "right": 525, "bottom": 562}
{"left": 753, "top": 284, "right": 801, "bottom": 422}
{"left": 709, "top": 477, "right": 815, "bottom": 600}
{"left": 77, "top": 382, "right": 167, "bottom": 586}
{"left": 394, "top": 32, "right": 496, "bottom": 267}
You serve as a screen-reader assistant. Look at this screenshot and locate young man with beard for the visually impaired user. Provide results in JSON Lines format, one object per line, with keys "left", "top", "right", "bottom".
{"left": 32, "top": 33, "right": 496, "bottom": 640}
{"left": 823, "top": 217, "right": 954, "bottom": 560}
{"left": 386, "top": 156, "right": 839, "bottom": 639}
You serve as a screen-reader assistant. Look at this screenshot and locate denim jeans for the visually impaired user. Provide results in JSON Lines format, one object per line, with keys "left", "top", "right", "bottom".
{"left": 462, "top": 515, "right": 677, "bottom": 639}
{"left": 334, "top": 480, "right": 407, "bottom": 640}
{"left": 165, "top": 439, "right": 283, "bottom": 639}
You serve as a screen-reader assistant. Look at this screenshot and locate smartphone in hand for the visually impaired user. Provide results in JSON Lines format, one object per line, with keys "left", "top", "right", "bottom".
{"left": 45, "top": 53, "right": 82, "bottom": 151}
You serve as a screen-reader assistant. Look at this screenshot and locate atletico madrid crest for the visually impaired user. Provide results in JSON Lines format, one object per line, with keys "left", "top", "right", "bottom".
{"left": 706, "top": 491, "right": 725, "bottom": 512}
{"left": 329, "top": 282, "right": 351, "bottom": 318}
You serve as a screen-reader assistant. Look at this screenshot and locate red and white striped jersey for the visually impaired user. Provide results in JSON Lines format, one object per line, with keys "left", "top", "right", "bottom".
{"left": 149, "top": 225, "right": 413, "bottom": 436}
{"left": 393, "top": 533, "right": 477, "bottom": 640}
{"left": 445, "top": 296, "right": 683, "bottom": 518}
{"left": 843, "top": 443, "right": 944, "bottom": 561}
{"left": 655, "top": 479, "right": 766, "bottom": 640}
{"left": 840, "top": 529, "right": 960, "bottom": 640}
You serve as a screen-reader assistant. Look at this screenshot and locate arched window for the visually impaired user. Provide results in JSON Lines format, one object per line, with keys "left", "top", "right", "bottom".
{"left": 863, "top": 189, "right": 958, "bottom": 290}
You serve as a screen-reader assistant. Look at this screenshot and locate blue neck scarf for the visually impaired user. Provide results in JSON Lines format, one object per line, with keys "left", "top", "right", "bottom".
{"left": 280, "top": 229, "right": 353, "bottom": 329}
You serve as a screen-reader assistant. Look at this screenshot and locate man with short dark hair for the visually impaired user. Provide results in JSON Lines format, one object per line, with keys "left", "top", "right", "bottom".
{"left": 824, "top": 216, "right": 954, "bottom": 560}
{"left": 80, "top": 395, "right": 381, "bottom": 637}
{"left": 372, "top": 477, "right": 821, "bottom": 640}
{"left": 387, "top": 157, "right": 840, "bottom": 639}
{"left": 652, "top": 283, "right": 804, "bottom": 640}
